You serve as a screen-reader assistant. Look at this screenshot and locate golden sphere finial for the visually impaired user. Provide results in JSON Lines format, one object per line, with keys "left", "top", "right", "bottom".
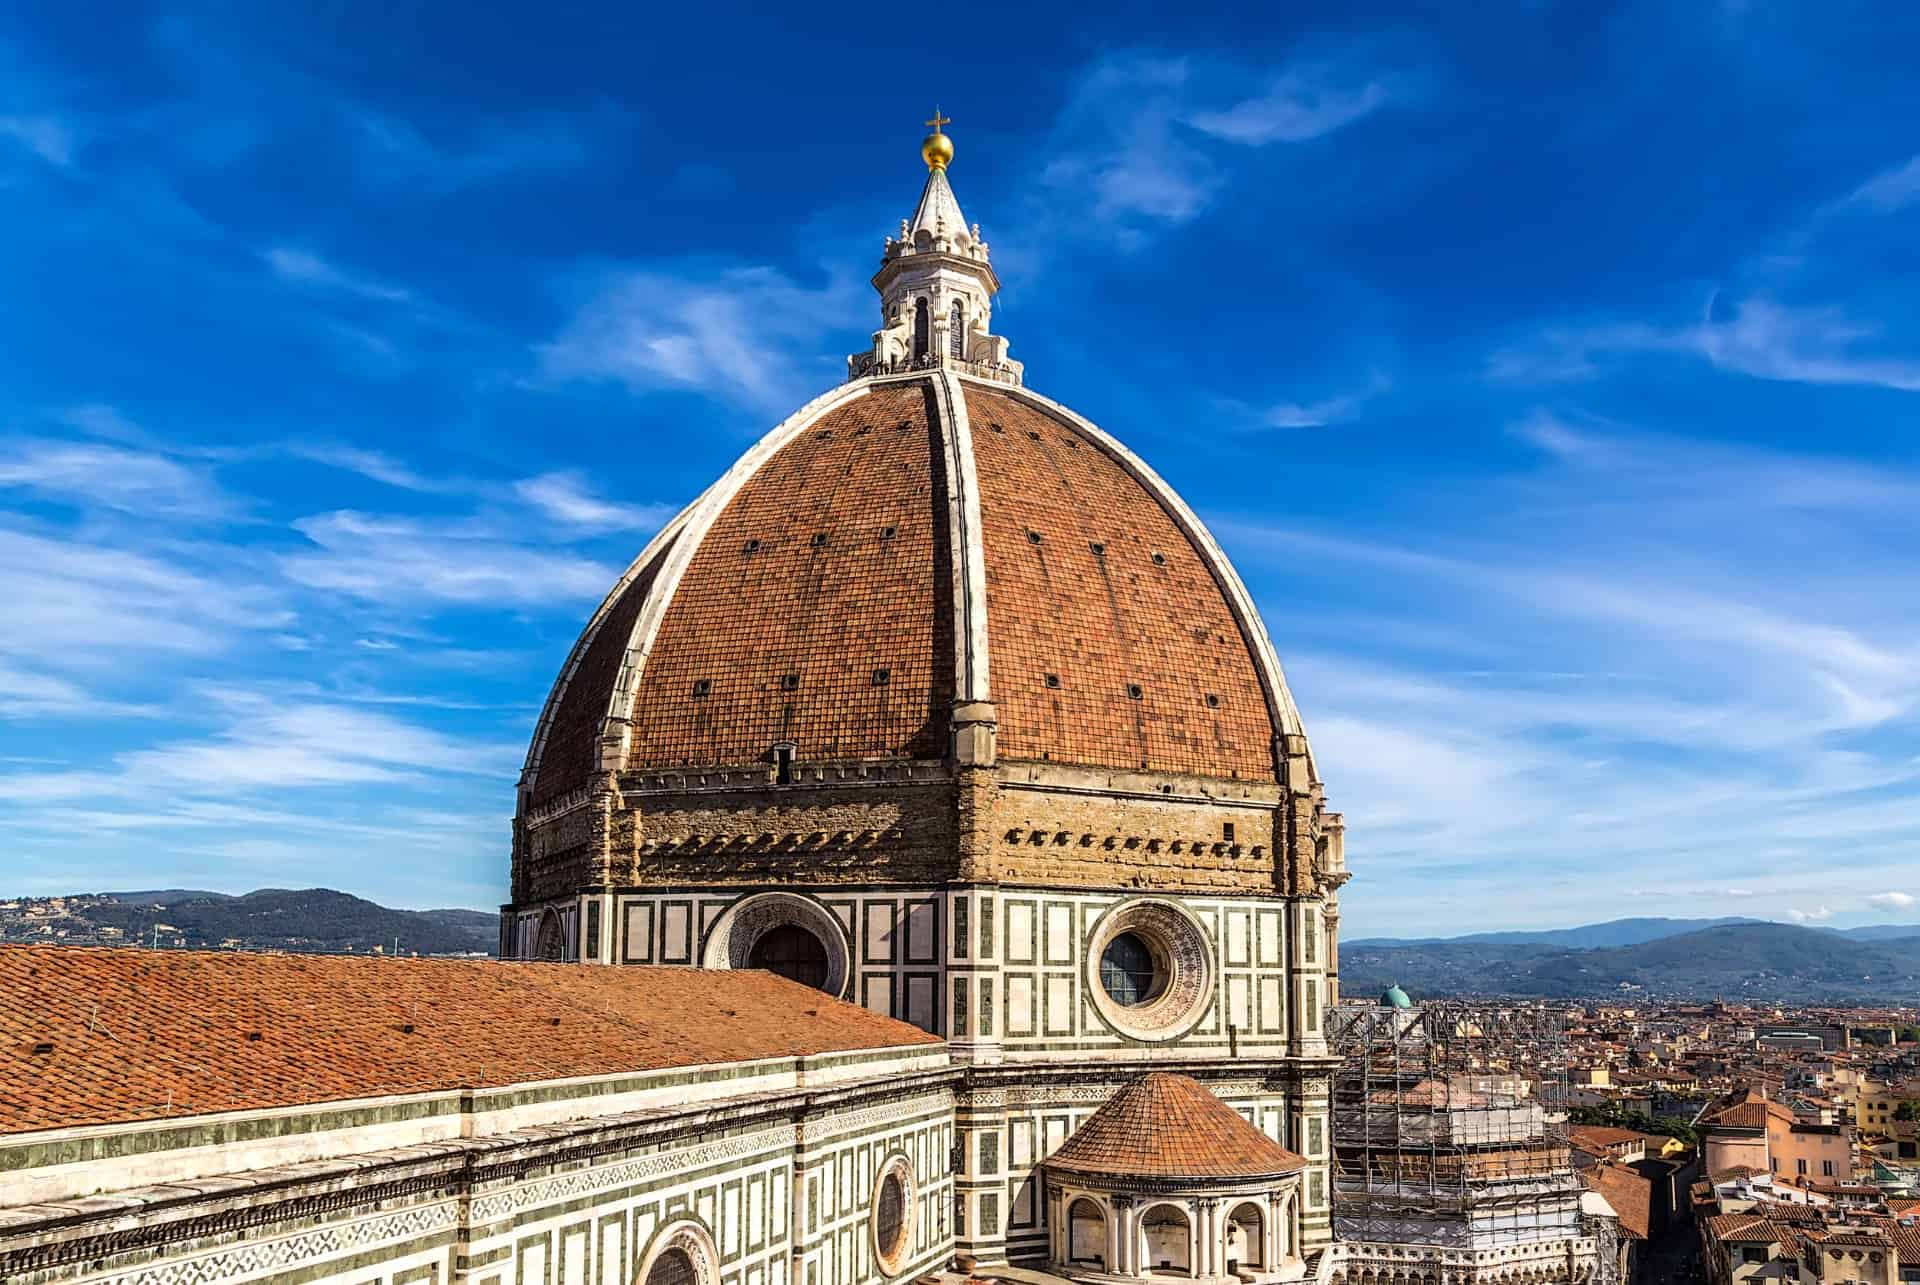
{"left": 922, "top": 106, "right": 953, "bottom": 171}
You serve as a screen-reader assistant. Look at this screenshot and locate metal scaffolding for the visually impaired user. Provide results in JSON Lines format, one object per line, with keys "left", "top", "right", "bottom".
{"left": 1327, "top": 1002, "right": 1588, "bottom": 1253}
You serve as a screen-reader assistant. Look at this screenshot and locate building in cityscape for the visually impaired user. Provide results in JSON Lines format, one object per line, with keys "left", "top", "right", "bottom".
{"left": 0, "top": 123, "right": 1374, "bottom": 1285}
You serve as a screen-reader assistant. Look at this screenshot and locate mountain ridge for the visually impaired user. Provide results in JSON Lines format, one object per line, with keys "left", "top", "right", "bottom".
{"left": 0, "top": 888, "right": 498, "bottom": 956}
{"left": 1343, "top": 922, "right": 1920, "bottom": 1002}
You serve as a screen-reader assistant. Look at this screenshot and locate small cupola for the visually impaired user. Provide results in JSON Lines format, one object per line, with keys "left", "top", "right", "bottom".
{"left": 849, "top": 110, "right": 1023, "bottom": 385}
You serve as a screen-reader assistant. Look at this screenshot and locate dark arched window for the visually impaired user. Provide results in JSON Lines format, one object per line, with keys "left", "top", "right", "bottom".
{"left": 949, "top": 301, "right": 966, "bottom": 359}
{"left": 748, "top": 924, "right": 830, "bottom": 990}
{"left": 912, "top": 298, "right": 930, "bottom": 359}
{"left": 647, "top": 1249, "right": 698, "bottom": 1285}
{"left": 1099, "top": 932, "right": 1163, "bottom": 1007}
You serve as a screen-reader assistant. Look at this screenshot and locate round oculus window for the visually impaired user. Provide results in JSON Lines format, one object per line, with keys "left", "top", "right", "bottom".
{"left": 1084, "top": 899, "right": 1215, "bottom": 1042}
{"left": 1099, "top": 931, "right": 1165, "bottom": 1007}
{"left": 870, "top": 1158, "right": 915, "bottom": 1275}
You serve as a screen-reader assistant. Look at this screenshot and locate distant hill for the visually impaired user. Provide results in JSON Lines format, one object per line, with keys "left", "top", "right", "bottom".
{"left": 1835, "top": 923, "right": 1920, "bottom": 941}
{"left": 1349, "top": 916, "right": 1768, "bottom": 949}
{"left": 1343, "top": 923, "right": 1920, "bottom": 1002}
{"left": 0, "top": 888, "right": 497, "bottom": 957}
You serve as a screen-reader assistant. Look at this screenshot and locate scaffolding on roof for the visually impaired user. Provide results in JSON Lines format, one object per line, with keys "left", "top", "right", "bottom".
{"left": 1327, "top": 1002, "right": 1596, "bottom": 1259}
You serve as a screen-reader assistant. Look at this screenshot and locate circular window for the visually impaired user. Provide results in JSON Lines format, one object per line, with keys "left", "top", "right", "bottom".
{"left": 1099, "top": 932, "right": 1165, "bottom": 1007}
{"left": 747, "top": 924, "right": 829, "bottom": 990}
{"left": 870, "top": 1157, "right": 916, "bottom": 1276}
{"left": 701, "top": 892, "right": 851, "bottom": 998}
{"left": 1084, "top": 899, "right": 1214, "bottom": 1042}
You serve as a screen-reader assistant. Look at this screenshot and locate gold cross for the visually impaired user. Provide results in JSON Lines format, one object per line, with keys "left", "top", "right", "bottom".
{"left": 924, "top": 107, "right": 951, "bottom": 134}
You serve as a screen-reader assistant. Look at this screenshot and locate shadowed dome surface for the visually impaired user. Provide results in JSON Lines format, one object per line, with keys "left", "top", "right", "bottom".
{"left": 522, "top": 372, "right": 1303, "bottom": 805}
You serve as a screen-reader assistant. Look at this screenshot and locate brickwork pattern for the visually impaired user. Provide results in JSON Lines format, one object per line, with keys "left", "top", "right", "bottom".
{"left": 532, "top": 543, "right": 675, "bottom": 807}
{"left": 616, "top": 782, "right": 960, "bottom": 887}
{"left": 0, "top": 946, "right": 937, "bottom": 1132}
{"left": 625, "top": 383, "right": 952, "bottom": 769}
{"left": 964, "top": 389, "right": 1277, "bottom": 782}
{"left": 984, "top": 787, "right": 1279, "bottom": 893}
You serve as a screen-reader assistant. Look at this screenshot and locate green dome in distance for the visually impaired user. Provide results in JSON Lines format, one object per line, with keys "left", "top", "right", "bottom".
{"left": 1380, "top": 983, "right": 1412, "bottom": 1009}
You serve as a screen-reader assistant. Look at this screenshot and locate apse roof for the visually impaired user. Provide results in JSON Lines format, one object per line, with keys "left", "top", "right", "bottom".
{"left": 1044, "top": 1072, "right": 1308, "bottom": 1181}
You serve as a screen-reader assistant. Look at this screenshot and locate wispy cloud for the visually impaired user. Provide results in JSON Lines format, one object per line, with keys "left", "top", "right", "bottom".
{"left": 285, "top": 443, "right": 451, "bottom": 492}
{"left": 344, "top": 107, "right": 594, "bottom": 194}
{"left": 1840, "top": 154, "right": 1920, "bottom": 213}
{"left": 1186, "top": 69, "right": 1397, "bottom": 145}
{"left": 0, "top": 436, "right": 239, "bottom": 518}
{"left": 0, "top": 114, "right": 74, "bottom": 166}
{"left": 262, "top": 247, "right": 412, "bottom": 303}
{"left": 1240, "top": 373, "right": 1390, "bottom": 428}
{"left": 1867, "top": 890, "right": 1916, "bottom": 911}
{"left": 514, "top": 471, "right": 674, "bottom": 532}
{"left": 0, "top": 687, "right": 515, "bottom": 802}
{"left": 536, "top": 263, "right": 858, "bottom": 414}
{"left": 0, "top": 528, "right": 286, "bottom": 666}
{"left": 1036, "top": 50, "right": 1405, "bottom": 235}
{"left": 1787, "top": 906, "right": 1834, "bottom": 923}
{"left": 1490, "top": 294, "right": 1920, "bottom": 393}
{"left": 1217, "top": 419, "right": 1920, "bottom": 932}
{"left": 281, "top": 510, "right": 616, "bottom": 607}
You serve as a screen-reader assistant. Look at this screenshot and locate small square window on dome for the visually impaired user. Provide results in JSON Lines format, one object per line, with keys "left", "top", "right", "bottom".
{"left": 1027, "top": 530, "right": 1042, "bottom": 545}
{"left": 881, "top": 525, "right": 897, "bottom": 540}
{"left": 1127, "top": 683, "right": 1144, "bottom": 700}
{"left": 810, "top": 532, "right": 829, "bottom": 547}
{"left": 1044, "top": 673, "right": 1061, "bottom": 689}
{"left": 872, "top": 668, "right": 891, "bottom": 686}
{"left": 1150, "top": 551, "right": 1167, "bottom": 566}
{"left": 988, "top": 421, "right": 1005, "bottom": 434}
{"left": 781, "top": 673, "right": 801, "bottom": 692}
{"left": 1089, "top": 541, "right": 1106, "bottom": 556}
{"left": 691, "top": 679, "right": 712, "bottom": 698}
{"left": 1026, "top": 430, "right": 1042, "bottom": 441}
{"left": 1205, "top": 693, "right": 1221, "bottom": 709}
{"left": 742, "top": 538, "right": 761, "bottom": 554}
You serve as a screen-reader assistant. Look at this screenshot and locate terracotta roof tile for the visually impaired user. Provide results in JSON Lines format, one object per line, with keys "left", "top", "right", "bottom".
{"left": 624, "top": 383, "right": 950, "bottom": 769}
{"left": 1584, "top": 1163, "right": 1652, "bottom": 1239}
{"left": 966, "top": 389, "right": 1277, "bottom": 781}
{"left": 1045, "top": 1073, "right": 1306, "bottom": 1180}
{"left": 0, "top": 946, "right": 940, "bottom": 1134}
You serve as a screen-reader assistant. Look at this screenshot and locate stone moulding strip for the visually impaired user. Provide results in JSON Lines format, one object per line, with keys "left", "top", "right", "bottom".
{"left": 933, "top": 369, "right": 991, "bottom": 704}
{"left": 1, "top": 1067, "right": 961, "bottom": 1279}
{"left": 601, "top": 379, "right": 878, "bottom": 767}
{"left": 964, "top": 375, "right": 1308, "bottom": 760}
{"left": 0, "top": 1047, "right": 937, "bottom": 1178}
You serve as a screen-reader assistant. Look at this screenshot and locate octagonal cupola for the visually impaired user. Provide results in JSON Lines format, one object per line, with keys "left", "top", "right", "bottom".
{"left": 849, "top": 113, "right": 1022, "bottom": 384}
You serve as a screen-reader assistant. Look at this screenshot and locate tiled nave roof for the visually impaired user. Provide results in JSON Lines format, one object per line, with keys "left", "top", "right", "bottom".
{"left": 0, "top": 946, "right": 940, "bottom": 1135}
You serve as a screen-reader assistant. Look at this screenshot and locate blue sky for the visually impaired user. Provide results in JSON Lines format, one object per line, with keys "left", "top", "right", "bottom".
{"left": 4, "top": 3, "right": 1919, "bottom": 936}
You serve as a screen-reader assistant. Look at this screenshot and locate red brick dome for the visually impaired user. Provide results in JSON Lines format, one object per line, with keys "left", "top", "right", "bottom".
{"left": 521, "top": 372, "right": 1309, "bottom": 810}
